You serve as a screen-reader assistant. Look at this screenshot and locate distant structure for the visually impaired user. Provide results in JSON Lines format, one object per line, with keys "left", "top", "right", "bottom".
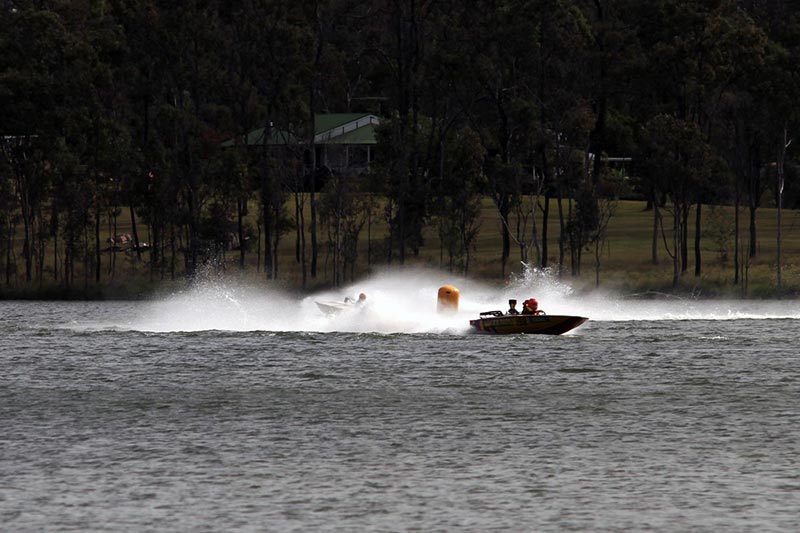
{"left": 222, "top": 113, "right": 380, "bottom": 188}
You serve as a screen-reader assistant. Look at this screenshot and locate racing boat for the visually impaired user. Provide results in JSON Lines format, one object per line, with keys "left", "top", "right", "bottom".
{"left": 316, "top": 300, "right": 356, "bottom": 316}
{"left": 316, "top": 293, "right": 367, "bottom": 316}
{"left": 469, "top": 299, "right": 587, "bottom": 335}
{"left": 469, "top": 312, "right": 588, "bottom": 335}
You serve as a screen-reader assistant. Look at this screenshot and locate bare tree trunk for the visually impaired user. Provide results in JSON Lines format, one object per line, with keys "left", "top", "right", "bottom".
{"left": 295, "top": 190, "right": 307, "bottom": 287}
{"left": 300, "top": 196, "right": 307, "bottom": 288}
{"left": 256, "top": 223, "right": 261, "bottom": 273}
{"left": 748, "top": 203, "right": 757, "bottom": 258}
{"left": 238, "top": 198, "right": 246, "bottom": 270}
{"left": 110, "top": 208, "right": 117, "bottom": 279}
{"left": 672, "top": 201, "right": 680, "bottom": 289}
{"left": 680, "top": 205, "right": 689, "bottom": 273}
{"left": 6, "top": 220, "right": 14, "bottom": 285}
{"left": 295, "top": 194, "right": 301, "bottom": 264}
{"left": 64, "top": 236, "right": 71, "bottom": 290}
{"left": 95, "top": 204, "right": 102, "bottom": 283}
{"left": 748, "top": 152, "right": 759, "bottom": 259}
{"left": 84, "top": 223, "right": 90, "bottom": 291}
{"left": 263, "top": 188, "right": 273, "bottom": 280}
{"left": 776, "top": 125, "right": 789, "bottom": 292}
{"left": 590, "top": 0, "right": 607, "bottom": 187}
{"left": 734, "top": 180, "right": 740, "bottom": 285}
{"left": 20, "top": 196, "right": 32, "bottom": 283}
{"left": 130, "top": 205, "right": 142, "bottom": 262}
{"left": 386, "top": 200, "right": 394, "bottom": 264}
{"left": 52, "top": 207, "right": 58, "bottom": 282}
{"left": 652, "top": 192, "right": 660, "bottom": 265}
{"left": 367, "top": 195, "right": 372, "bottom": 267}
{"left": 557, "top": 184, "right": 565, "bottom": 276}
{"left": 309, "top": 2, "right": 323, "bottom": 279}
{"left": 694, "top": 202, "right": 702, "bottom": 277}
{"left": 516, "top": 207, "right": 525, "bottom": 264}
{"left": 273, "top": 200, "right": 281, "bottom": 279}
{"left": 595, "top": 238, "right": 601, "bottom": 287}
{"left": 541, "top": 193, "right": 549, "bottom": 269}
{"left": 499, "top": 194, "right": 510, "bottom": 277}
{"left": 36, "top": 206, "right": 45, "bottom": 286}
{"left": 170, "top": 222, "right": 176, "bottom": 281}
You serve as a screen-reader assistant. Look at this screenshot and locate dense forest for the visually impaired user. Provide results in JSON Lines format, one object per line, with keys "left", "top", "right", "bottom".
{"left": 1, "top": 0, "right": 799, "bottom": 294}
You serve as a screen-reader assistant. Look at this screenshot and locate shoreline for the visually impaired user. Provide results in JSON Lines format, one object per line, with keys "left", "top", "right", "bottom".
{"left": 1, "top": 276, "right": 797, "bottom": 301}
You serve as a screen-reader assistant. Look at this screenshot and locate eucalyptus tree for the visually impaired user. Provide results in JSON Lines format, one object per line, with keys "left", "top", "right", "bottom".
{"left": 577, "top": 0, "right": 611, "bottom": 187}
{"left": 214, "top": 2, "right": 268, "bottom": 271}
{"left": 291, "top": 0, "right": 374, "bottom": 283}
{"left": 702, "top": 4, "right": 770, "bottom": 268}
{"left": 644, "top": 114, "right": 718, "bottom": 288}
{"left": 377, "top": 0, "right": 488, "bottom": 275}
{"left": 768, "top": 51, "right": 800, "bottom": 293}
{"left": 633, "top": 0, "right": 769, "bottom": 280}
{"left": 0, "top": 164, "right": 14, "bottom": 285}
{"left": 528, "top": 0, "right": 595, "bottom": 270}
{"left": 446, "top": 0, "right": 541, "bottom": 277}
{"left": 142, "top": 2, "right": 228, "bottom": 278}
{"left": 711, "top": 4, "right": 791, "bottom": 285}
{"left": 317, "top": 168, "right": 372, "bottom": 286}
{"left": 259, "top": 4, "right": 309, "bottom": 281}
{"left": 61, "top": 3, "right": 136, "bottom": 284}
{"left": 217, "top": 0, "right": 316, "bottom": 280}
{"left": 107, "top": 0, "right": 169, "bottom": 270}
{"left": 53, "top": 147, "right": 91, "bottom": 289}
{"left": 0, "top": 6, "right": 68, "bottom": 283}
{"left": 303, "top": 0, "right": 323, "bottom": 280}
{"left": 422, "top": 116, "right": 486, "bottom": 274}
{"left": 368, "top": 0, "right": 437, "bottom": 264}
{"left": 740, "top": 0, "right": 800, "bottom": 291}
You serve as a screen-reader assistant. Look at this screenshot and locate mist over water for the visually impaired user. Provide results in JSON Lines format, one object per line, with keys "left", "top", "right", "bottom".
{"left": 107, "top": 266, "right": 800, "bottom": 334}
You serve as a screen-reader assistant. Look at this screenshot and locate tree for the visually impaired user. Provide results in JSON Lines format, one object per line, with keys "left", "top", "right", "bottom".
{"left": 429, "top": 126, "right": 486, "bottom": 274}
{"left": 644, "top": 114, "right": 717, "bottom": 288}
{"left": 0, "top": 6, "right": 70, "bottom": 283}
{"left": 742, "top": 0, "right": 800, "bottom": 292}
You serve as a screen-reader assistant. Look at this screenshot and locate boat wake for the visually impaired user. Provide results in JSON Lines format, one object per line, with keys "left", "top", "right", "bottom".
{"left": 91, "top": 267, "right": 800, "bottom": 334}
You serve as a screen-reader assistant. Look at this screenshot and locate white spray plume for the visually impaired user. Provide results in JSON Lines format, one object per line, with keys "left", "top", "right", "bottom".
{"left": 118, "top": 264, "right": 800, "bottom": 333}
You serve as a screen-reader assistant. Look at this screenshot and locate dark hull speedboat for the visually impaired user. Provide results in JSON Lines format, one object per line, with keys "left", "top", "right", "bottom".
{"left": 469, "top": 313, "right": 588, "bottom": 335}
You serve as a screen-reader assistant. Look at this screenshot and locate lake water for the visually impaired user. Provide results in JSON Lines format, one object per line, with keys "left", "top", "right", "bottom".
{"left": 2, "top": 272, "right": 799, "bottom": 532}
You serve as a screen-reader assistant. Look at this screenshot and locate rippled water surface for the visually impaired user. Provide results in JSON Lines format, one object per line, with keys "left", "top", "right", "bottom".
{"left": 2, "top": 286, "right": 800, "bottom": 532}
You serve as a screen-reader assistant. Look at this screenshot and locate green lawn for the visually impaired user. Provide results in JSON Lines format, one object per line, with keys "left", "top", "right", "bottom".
{"left": 4, "top": 197, "right": 800, "bottom": 298}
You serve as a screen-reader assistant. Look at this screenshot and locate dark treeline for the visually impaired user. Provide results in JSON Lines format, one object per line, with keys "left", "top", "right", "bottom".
{"left": 1, "top": 0, "right": 799, "bottom": 292}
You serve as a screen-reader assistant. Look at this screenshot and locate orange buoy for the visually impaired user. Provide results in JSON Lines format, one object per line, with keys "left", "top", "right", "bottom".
{"left": 437, "top": 285, "right": 460, "bottom": 313}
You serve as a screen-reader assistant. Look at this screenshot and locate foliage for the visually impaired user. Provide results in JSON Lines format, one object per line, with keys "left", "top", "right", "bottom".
{"left": 0, "top": 0, "right": 799, "bottom": 294}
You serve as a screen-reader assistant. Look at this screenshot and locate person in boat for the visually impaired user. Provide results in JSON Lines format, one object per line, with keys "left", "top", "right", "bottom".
{"left": 521, "top": 297, "right": 540, "bottom": 315}
{"left": 506, "top": 299, "right": 520, "bottom": 315}
{"left": 344, "top": 293, "right": 367, "bottom": 305}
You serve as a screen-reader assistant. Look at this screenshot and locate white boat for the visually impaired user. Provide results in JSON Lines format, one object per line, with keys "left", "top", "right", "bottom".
{"left": 315, "top": 300, "right": 357, "bottom": 316}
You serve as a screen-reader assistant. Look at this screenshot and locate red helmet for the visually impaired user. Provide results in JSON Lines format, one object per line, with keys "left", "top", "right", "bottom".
{"left": 524, "top": 298, "right": 538, "bottom": 309}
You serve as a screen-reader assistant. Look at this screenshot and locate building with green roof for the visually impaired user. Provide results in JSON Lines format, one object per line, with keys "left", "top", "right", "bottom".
{"left": 222, "top": 113, "right": 380, "bottom": 180}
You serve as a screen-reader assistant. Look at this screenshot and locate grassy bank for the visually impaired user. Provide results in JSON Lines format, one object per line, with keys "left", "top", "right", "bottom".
{"left": 2, "top": 199, "right": 800, "bottom": 299}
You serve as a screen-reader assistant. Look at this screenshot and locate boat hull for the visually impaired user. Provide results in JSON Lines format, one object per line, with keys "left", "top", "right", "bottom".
{"left": 315, "top": 300, "right": 355, "bottom": 316}
{"left": 469, "top": 314, "right": 588, "bottom": 335}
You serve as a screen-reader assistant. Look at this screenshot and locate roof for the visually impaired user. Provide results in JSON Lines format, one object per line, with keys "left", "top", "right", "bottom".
{"left": 321, "top": 123, "right": 379, "bottom": 145}
{"left": 220, "top": 128, "right": 296, "bottom": 148}
{"left": 221, "top": 113, "right": 380, "bottom": 148}
{"left": 314, "top": 114, "right": 379, "bottom": 144}
{"left": 314, "top": 113, "right": 371, "bottom": 133}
